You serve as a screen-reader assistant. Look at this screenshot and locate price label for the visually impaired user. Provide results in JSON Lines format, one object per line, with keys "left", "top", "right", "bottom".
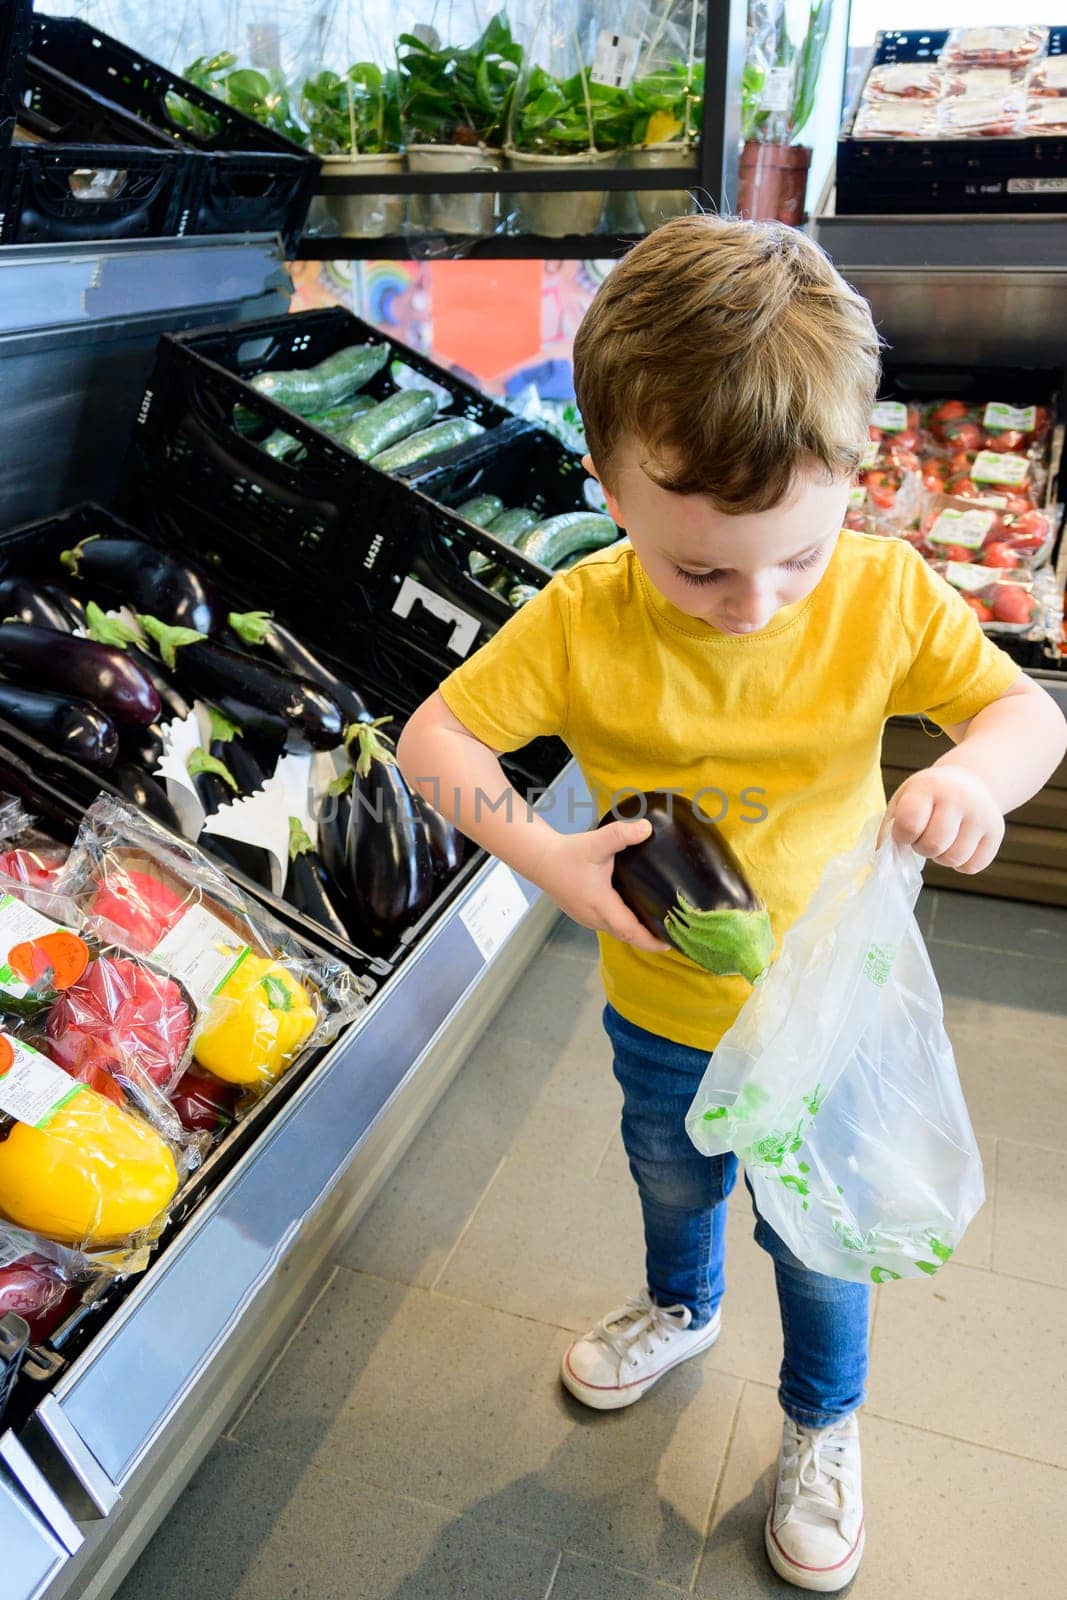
{"left": 590, "top": 30, "right": 640, "bottom": 90}
{"left": 1038, "top": 57, "right": 1067, "bottom": 89}
{"left": 953, "top": 67, "right": 1014, "bottom": 95}
{"left": 0, "top": 1035, "right": 84, "bottom": 1129}
{"left": 848, "top": 485, "right": 867, "bottom": 509}
{"left": 871, "top": 400, "right": 908, "bottom": 431}
{"left": 944, "top": 561, "right": 994, "bottom": 592}
{"left": 983, "top": 401, "right": 1037, "bottom": 431}
{"left": 761, "top": 66, "right": 794, "bottom": 112}
{"left": 927, "top": 507, "right": 997, "bottom": 549}
{"left": 972, "top": 450, "right": 1030, "bottom": 487}
{"left": 860, "top": 440, "right": 880, "bottom": 468}
{"left": 152, "top": 903, "right": 250, "bottom": 1006}
{"left": 460, "top": 863, "right": 527, "bottom": 962}
{"left": 0, "top": 895, "right": 86, "bottom": 999}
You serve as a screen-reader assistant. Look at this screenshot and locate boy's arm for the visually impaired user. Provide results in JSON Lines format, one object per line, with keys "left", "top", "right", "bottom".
{"left": 397, "top": 692, "right": 670, "bottom": 953}
{"left": 884, "top": 674, "right": 1067, "bottom": 872}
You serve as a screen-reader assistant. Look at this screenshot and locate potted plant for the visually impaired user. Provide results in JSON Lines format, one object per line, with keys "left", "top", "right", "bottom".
{"left": 398, "top": 11, "right": 523, "bottom": 235}
{"left": 736, "top": 0, "right": 833, "bottom": 227}
{"left": 169, "top": 51, "right": 304, "bottom": 144}
{"left": 627, "top": 58, "right": 704, "bottom": 230}
{"left": 505, "top": 62, "right": 629, "bottom": 237}
{"left": 302, "top": 64, "right": 404, "bottom": 239}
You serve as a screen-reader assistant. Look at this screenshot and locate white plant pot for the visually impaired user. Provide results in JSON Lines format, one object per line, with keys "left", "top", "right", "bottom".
{"left": 504, "top": 148, "right": 615, "bottom": 238}
{"left": 306, "top": 152, "right": 406, "bottom": 240}
{"left": 406, "top": 144, "right": 501, "bottom": 236}
{"left": 630, "top": 142, "right": 697, "bottom": 231}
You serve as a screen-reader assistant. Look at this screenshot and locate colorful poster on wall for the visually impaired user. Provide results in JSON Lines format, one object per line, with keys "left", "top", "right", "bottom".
{"left": 288, "top": 257, "right": 616, "bottom": 402}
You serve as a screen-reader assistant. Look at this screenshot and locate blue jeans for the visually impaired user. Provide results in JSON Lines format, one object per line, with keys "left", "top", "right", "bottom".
{"left": 605, "top": 1004, "right": 869, "bottom": 1430}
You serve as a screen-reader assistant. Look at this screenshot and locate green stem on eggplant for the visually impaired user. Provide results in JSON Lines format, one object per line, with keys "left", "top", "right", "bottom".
{"left": 59, "top": 534, "right": 101, "bottom": 578}
{"left": 289, "top": 815, "right": 314, "bottom": 857}
{"left": 139, "top": 614, "right": 208, "bottom": 669}
{"left": 346, "top": 717, "right": 396, "bottom": 777}
{"left": 207, "top": 704, "right": 242, "bottom": 744}
{"left": 663, "top": 895, "right": 775, "bottom": 984}
{"left": 187, "top": 746, "right": 238, "bottom": 790}
{"left": 84, "top": 601, "right": 142, "bottom": 650}
{"left": 228, "top": 609, "right": 273, "bottom": 647}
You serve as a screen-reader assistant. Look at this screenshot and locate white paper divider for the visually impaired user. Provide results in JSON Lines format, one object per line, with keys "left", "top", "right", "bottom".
{"left": 154, "top": 709, "right": 208, "bottom": 840}
{"left": 201, "top": 750, "right": 313, "bottom": 897}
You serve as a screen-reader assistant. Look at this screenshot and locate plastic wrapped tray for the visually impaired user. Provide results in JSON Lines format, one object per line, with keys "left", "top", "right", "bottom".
{"left": 838, "top": 28, "right": 1067, "bottom": 215}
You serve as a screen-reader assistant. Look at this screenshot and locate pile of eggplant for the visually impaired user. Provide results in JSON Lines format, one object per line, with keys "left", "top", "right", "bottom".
{"left": 0, "top": 534, "right": 466, "bottom": 953}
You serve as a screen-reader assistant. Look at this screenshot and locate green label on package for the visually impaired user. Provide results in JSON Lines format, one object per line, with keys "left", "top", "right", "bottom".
{"left": 927, "top": 507, "right": 996, "bottom": 549}
{"left": 0, "top": 1034, "right": 84, "bottom": 1128}
{"left": 945, "top": 561, "right": 994, "bottom": 593}
{"left": 972, "top": 450, "right": 1030, "bottom": 487}
{"left": 860, "top": 440, "right": 879, "bottom": 469}
{"left": 871, "top": 401, "right": 907, "bottom": 431}
{"left": 983, "top": 401, "right": 1036, "bottom": 432}
{"left": 0, "top": 893, "right": 76, "bottom": 1000}
{"left": 848, "top": 485, "right": 867, "bottom": 510}
{"left": 863, "top": 942, "right": 897, "bottom": 986}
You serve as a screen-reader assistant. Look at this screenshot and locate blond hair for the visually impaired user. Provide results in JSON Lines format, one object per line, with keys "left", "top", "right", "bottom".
{"left": 573, "top": 215, "right": 881, "bottom": 513}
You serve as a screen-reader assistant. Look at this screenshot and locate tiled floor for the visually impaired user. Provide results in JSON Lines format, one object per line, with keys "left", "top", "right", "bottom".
{"left": 117, "top": 889, "right": 1067, "bottom": 1600}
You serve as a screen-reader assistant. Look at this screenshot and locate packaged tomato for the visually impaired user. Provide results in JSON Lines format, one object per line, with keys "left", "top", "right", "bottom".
{"left": 863, "top": 63, "right": 944, "bottom": 101}
{"left": 852, "top": 100, "right": 937, "bottom": 138}
{"left": 980, "top": 400, "right": 1052, "bottom": 455}
{"left": 941, "top": 26, "right": 1048, "bottom": 71}
{"left": 936, "top": 563, "right": 1040, "bottom": 634}
{"left": 1029, "top": 56, "right": 1067, "bottom": 97}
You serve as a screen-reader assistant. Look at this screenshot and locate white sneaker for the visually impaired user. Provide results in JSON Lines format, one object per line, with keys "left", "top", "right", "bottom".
{"left": 560, "top": 1288, "right": 721, "bottom": 1411}
{"left": 765, "top": 1411, "right": 865, "bottom": 1592}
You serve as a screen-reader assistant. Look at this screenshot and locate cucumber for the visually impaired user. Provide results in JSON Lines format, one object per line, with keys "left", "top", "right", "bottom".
{"left": 457, "top": 494, "right": 504, "bottom": 527}
{"left": 370, "top": 418, "right": 484, "bottom": 474}
{"left": 509, "top": 584, "right": 540, "bottom": 609}
{"left": 307, "top": 394, "right": 378, "bottom": 433}
{"left": 341, "top": 390, "right": 439, "bottom": 461}
{"left": 257, "top": 395, "right": 380, "bottom": 463}
{"left": 469, "top": 505, "right": 540, "bottom": 579}
{"left": 249, "top": 342, "right": 389, "bottom": 416}
{"left": 486, "top": 507, "right": 539, "bottom": 540}
{"left": 515, "top": 512, "right": 618, "bottom": 568}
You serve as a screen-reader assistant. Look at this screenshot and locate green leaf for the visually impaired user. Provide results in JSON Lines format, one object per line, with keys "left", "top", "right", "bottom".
{"left": 288, "top": 815, "right": 314, "bottom": 859}
{"left": 187, "top": 746, "right": 238, "bottom": 790}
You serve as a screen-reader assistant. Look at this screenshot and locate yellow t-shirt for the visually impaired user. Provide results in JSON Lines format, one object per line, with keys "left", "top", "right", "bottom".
{"left": 440, "top": 532, "right": 1019, "bottom": 1051}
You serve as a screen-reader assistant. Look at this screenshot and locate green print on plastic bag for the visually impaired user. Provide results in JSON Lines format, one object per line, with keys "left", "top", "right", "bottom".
{"left": 702, "top": 1105, "right": 728, "bottom": 1122}
{"left": 863, "top": 942, "right": 897, "bottom": 986}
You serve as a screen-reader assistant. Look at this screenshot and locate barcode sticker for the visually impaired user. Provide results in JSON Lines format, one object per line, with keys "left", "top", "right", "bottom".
{"left": 983, "top": 401, "right": 1037, "bottom": 431}
{"left": 972, "top": 450, "right": 1030, "bottom": 487}
{"left": 0, "top": 1036, "right": 84, "bottom": 1128}
{"left": 460, "top": 863, "right": 527, "bottom": 962}
{"left": 590, "top": 30, "right": 640, "bottom": 90}
{"left": 761, "top": 66, "right": 794, "bottom": 111}
{"left": 944, "top": 561, "right": 993, "bottom": 592}
{"left": 927, "top": 507, "right": 996, "bottom": 549}
{"left": 152, "top": 903, "right": 250, "bottom": 1005}
{"left": 871, "top": 400, "right": 908, "bottom": 431}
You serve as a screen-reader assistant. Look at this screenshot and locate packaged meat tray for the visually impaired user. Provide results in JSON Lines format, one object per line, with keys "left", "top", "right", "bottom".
{"left": 941, "top": 25, "right": 1049, "bottom": 70}
{"left": 862, "top": 63, "right": 945, "bottom": 101}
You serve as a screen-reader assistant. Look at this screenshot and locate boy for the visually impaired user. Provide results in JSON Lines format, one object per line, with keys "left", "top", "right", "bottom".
{"left": 396, "top": 217, "right": 1065, "bottom": 1592}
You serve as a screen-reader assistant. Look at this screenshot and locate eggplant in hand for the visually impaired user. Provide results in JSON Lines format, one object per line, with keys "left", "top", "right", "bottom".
{"left": 600, "top": 790, "right": 774, "bottom": 983}
{"left": 228, "top": 610, "right": 373, "bottom": 725}
{"left": 0, "top": 682, "right": 119, "bottom": 769}
{"left": 344, "top": 720, "right": 434, "bottom": 942}
{"left": 139, "top": 617, "right": 344, "bottom": 751}
{"left": 285, "top": 817, "right": 354, "bottom": 944}
{"left": 0, "top": 578, "right": 75, "bottom": 632}
{"left": 0, "top": 624, "right": 160, "bottom": 726}
{"left": 61, "top": 536, "right": 222, "bottom": 635}
{"left": 414, "top": 790, "right": 464, "bottom": 886}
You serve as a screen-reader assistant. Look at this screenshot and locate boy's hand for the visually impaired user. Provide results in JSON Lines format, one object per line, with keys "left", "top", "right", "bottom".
{"left": 536, "top": 820, "right": 672, "bottom": 954}
{"left": 881, "top": 766, "right": 1004, "bottom": 874}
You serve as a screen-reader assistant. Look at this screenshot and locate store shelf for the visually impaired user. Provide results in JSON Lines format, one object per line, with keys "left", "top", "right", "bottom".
{"left": 0, "top": 758, "right": 592, "bottom": 1600}
{"left": 297, "top": 231, "right": 644, "bottom": 260}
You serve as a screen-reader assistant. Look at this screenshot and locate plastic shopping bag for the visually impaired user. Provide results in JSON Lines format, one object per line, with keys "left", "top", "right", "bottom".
{"left": 686, "top": 819, "right": 984, "bottom": 1284}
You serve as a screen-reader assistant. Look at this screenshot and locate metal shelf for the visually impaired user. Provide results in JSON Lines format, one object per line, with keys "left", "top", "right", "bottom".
{"left": 297, "top": 231, "right": 644, "bottom": 261}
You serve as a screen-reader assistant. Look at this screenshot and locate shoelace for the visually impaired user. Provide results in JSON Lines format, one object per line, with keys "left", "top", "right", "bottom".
{"left": 593, "top": 1289, "right": 693, "bottom": 1373}
{"left": 778, "top": 1417, "right": 854, "bottom": 1529}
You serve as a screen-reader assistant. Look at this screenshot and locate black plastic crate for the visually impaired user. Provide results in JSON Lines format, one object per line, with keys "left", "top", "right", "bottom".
{"left": 837, "top": 27, "right": 1067, "bottom": 215}
{"left": 28, "top": 15, "right": 318, "bottom": 248}
{"left": 117, "top": 308, "right": 566, "bottom": 679}
{"left": 0, "top": 0, "right": 31, "bottom": 150}
{"left": 0, "top": 139, "right": 187, "bottom": 243}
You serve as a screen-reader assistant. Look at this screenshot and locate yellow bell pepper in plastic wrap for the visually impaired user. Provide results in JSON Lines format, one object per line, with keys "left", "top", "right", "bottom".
{"left": 193, "top": 950, "right": 316, "bottom": 1088}
{"left": 0, "top": 1043, "right": 179, "bottom": 1248}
